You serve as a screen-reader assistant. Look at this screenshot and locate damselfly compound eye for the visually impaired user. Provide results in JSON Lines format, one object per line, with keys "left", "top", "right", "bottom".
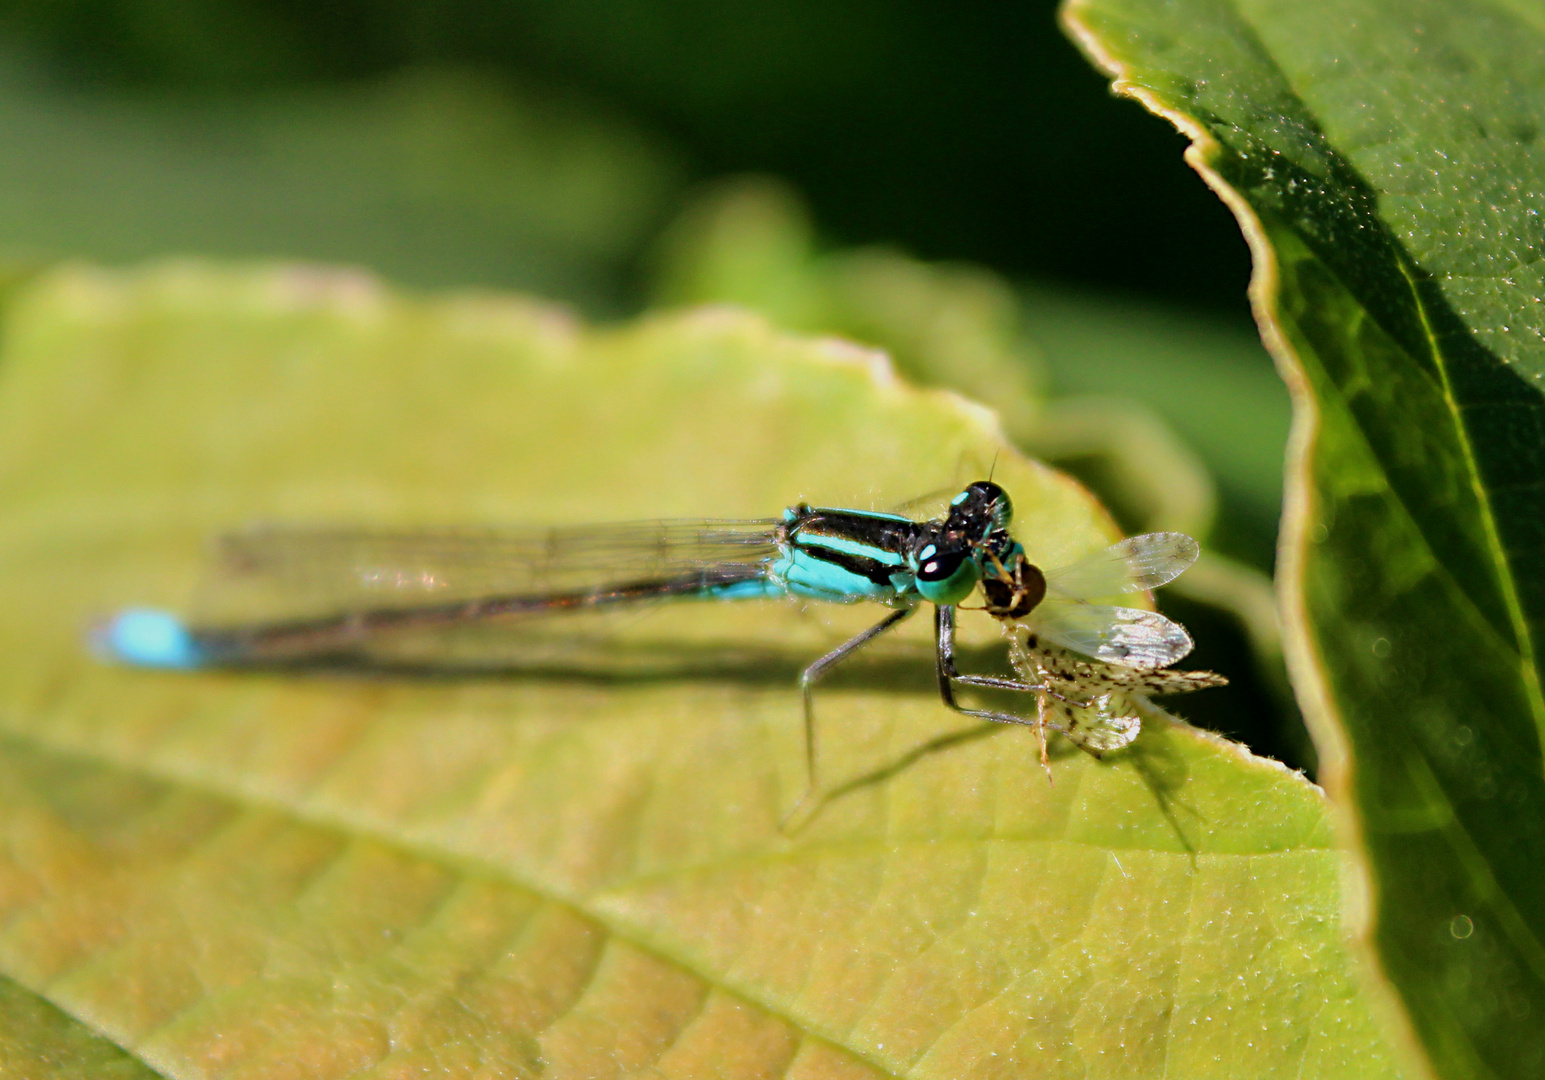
{"left": 918, "top": 548, "right": 967, "bottom": 582}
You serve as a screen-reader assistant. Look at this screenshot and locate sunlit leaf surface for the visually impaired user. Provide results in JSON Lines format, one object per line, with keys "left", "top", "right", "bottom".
{"left": 0, "top": 263, "right": 1396, "bottom": 1077}
{"left": 1065, "top": 2, "right": 1545, "bottom": 1077}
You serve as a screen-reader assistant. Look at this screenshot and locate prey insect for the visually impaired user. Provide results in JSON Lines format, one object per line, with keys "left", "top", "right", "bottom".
{"left": 97, "top": 481, "right": 1219, "bottom": 807}
{"left": 964, "top": 525, "right": 1228, "bottom": 775}
{"left": 1004, "top": 632, "right": 1227, "bottom": 776}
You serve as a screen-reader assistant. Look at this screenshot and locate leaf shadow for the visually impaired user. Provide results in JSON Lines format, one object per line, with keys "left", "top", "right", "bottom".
{"left": 1126, "top": 702, "right": 1207, "bottom": 861}
{"left": 193, "top": 640, "right": 1218, "bottom": 842}
{"left": 214, "top": 637, "right": 960, "bottom": 697}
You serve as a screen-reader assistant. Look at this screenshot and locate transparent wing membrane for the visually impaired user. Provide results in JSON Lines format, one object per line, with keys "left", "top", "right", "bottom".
{"left": 885, "top": 485, "right": 960, "bottom": 521}
{"left": 1043, "top": 532, "right": 1199, "bottom": 601}
{"left": 198, "top": 520, "right": 782, "bottom": 624}
{"left": 176, "top": 519, "right": 787, "bottom": 665}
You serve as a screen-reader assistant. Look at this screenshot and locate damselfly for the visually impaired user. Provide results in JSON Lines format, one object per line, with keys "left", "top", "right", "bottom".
{"left": 98, "top": 481, "right": 1216, "bottom": 802}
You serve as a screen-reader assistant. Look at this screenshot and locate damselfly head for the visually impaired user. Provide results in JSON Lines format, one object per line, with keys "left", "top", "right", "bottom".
{"left": 945, "top": 480, "right": 1013, "bottom": 540}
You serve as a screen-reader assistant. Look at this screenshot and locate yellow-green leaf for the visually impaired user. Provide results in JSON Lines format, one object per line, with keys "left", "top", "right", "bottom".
{"left": 0, "top": 262, "right": 1395, "bottom": 1077}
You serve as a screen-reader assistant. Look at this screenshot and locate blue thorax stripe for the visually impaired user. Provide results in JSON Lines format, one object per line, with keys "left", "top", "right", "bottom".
{"left": 794, "top": 531, "right": 907, "bottom": 567}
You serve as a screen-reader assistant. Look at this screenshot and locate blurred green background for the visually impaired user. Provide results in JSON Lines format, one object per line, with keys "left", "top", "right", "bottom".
{"left": 0, "top": 0, "right": 1302, "bottom": 766}
{"left": 0, "top": 0, "right": 1253, "bottom": 309}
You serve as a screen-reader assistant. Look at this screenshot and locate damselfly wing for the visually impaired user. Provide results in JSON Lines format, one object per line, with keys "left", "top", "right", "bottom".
{"left": 172, "top": 520, "right": 787, "bottom": 670}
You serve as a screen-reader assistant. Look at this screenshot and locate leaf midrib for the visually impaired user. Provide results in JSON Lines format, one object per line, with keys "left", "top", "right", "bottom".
{"left": 0, "top": 726, "right": 913, "bottom": 1080}
{"left": 1146, "top": 0, "right": 1545, "bottom": 737}
{"left": 1200, "top": 0, "right": 1545, "bottom": 1016}
{"left": 1205, "top": 0, "right": 1545, "bottom": 977}
{"left": 1395, "top": 257, "right": 1545, "bottom": 745}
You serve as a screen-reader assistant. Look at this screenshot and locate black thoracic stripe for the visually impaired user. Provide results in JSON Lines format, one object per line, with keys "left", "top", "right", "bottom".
{"left": 785, "top": 510, "right": 924, "bottom": 592}
{"left": 797, "top": 509, "right": 920, "bottom": 552}
{"left": 801, "top": 545, "right": 899, "bottom": 588}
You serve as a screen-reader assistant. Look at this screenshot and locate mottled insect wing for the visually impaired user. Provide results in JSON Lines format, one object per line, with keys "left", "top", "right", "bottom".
{"left": 1030, "top": 600, "right": 1195, "bottom": 669}
{"left": 1007, "top": 629, "right": 1226, "bottom": 760}
{"left": 1044, "top": 693, "right": 1144, "bottom": 755}
{"left": 1124, "top": 667, "right": 1230, "bottom": 695}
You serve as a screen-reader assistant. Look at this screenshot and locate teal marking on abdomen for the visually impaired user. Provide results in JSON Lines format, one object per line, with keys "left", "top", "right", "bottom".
{"left": 706, "top": 578, "right": 788, "bottom": 601}
{"left": 96, "top": 608, "right": 206, "bottom": 668}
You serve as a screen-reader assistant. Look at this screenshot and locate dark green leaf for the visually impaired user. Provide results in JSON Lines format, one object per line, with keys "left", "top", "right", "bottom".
{"left": 0, "top": 975, "right": 160, "bottom": 1079}
{"left": 1065, "top": 2, "right": 1545, "bottom": 1077}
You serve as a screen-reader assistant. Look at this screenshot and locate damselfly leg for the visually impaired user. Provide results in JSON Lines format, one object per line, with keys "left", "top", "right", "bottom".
{"left": 796, "top": 605, "right": 917, "bottom": 792}
{"left": 934, "top": 605, "right": 1089, "bottom": 777}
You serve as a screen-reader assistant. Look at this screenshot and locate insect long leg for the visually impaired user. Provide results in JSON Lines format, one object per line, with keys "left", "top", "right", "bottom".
{"left": 934, "top": 604, "right": 1071, "bottom": 778}
{"left": 934, "top": 605, "right": 1084, "bottom": 707}
{"left": 938, "top": 603, "right": 1111, "bottom": 774}
{"left": 935, "top": 605, "right": 1042, "bottom": 723}
{"left": 795, "top": 605, "right": 917, "bottom": 804}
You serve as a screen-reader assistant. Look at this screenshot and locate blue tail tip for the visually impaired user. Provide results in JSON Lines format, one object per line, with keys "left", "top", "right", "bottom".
{"left": 94, "top": 608, "right": 203, "bottom": 669}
